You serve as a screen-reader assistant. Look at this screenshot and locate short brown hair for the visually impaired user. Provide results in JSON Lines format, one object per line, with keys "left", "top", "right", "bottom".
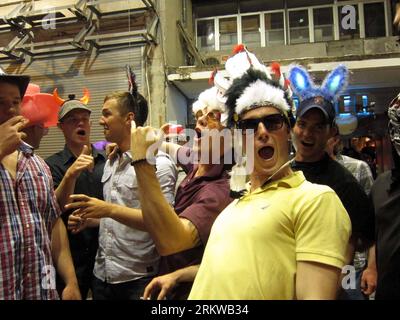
{"left": 104, "top": 91, "right": 148, "bottom": 126}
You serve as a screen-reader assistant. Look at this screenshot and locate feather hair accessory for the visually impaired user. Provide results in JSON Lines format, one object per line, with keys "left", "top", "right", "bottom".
{"left": 192, "top": 70, "right": 231, "bottom": 126}
{"left": 225, "top": 44, "right": 270, "bottom": 81}
{"left": 126, "top": 64, "right": 138, "bottom": 97}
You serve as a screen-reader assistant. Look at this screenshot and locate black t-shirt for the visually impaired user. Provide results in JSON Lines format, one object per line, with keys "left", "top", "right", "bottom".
{"left": 292, "top": 153, "right": 375, "bottom": 249}
{"left": 371, "top": 169, "right": 400, "bottom": 299}
{"left": 45, "top": 145, "right": 106, "bottom": 275}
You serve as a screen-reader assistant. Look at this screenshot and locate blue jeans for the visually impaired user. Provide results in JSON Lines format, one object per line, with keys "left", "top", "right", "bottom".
{"left": 92, "top": 276, "right": 152, "bottom": 300}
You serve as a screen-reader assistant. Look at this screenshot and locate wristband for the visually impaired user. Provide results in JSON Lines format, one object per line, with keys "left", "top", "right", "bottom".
{"left": 131, "top": 158, "right": 147, "bottom": 166}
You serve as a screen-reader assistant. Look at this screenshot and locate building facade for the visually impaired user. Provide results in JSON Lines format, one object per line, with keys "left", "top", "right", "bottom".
{"left": 0, "top": 0, "right": 399, "bottom": 171}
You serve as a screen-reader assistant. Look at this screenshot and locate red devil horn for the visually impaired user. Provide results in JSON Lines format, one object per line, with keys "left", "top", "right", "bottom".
{"left": 284, "top": 79, "right": 291, "bottom": 90}
{"left": 232, "top": 44, "right": 246, "bottom": 54}
{"left": 80, "top": 88, "right": 90, "bottom": 105}
{"left": 53, "top": 88, "right": 65, "bottom": 106}
{"left": 270, "top": 62, "right": 281, "bottom": 78}
{"left": 209, "top": 69, "right": 217, "bottom": 86}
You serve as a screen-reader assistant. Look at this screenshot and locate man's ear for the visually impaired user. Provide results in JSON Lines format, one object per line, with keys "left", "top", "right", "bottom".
{"left": 126, "top": 112, "right": 135, "bottom": 124}
{"left": 329, "top": 124, "right": 338, "bottom": 138}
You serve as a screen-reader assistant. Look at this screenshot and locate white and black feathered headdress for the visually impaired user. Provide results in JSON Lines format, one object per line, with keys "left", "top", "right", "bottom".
{"left": 192, "top": 69, "right": 230, "bottom": 126}
{"left": 224, "top": 45, "right": 293, "bottom": 127}
{"left": 223, "top": 45, "right": 293, "bottom": 198}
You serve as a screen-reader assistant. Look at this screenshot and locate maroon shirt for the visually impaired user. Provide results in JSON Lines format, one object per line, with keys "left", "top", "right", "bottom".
{"left": 158, "top": 147, "right": 233, "bottom": 299}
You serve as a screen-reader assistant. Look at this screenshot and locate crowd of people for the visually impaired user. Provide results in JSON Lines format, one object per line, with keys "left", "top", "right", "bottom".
{"left": 0, "top": 42, "right": 399, "bottom": 300}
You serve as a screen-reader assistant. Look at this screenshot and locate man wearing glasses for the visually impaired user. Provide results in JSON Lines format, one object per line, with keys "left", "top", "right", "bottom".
{"left": 189, "top": 49, "right": 351, "bottom": 299}
{"left": 46, "top": 97, "right": 106, "bottom": 299}
{"left": 126, "top": 81, "right": 234, "bottom": 300}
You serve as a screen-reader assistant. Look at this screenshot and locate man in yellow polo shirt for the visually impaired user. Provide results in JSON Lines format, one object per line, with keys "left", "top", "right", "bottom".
{"left": 189, "top": 46, "right": 351, "bottom": 299}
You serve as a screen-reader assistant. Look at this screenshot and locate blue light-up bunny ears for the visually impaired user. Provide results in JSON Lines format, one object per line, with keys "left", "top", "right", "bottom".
{"left": 288, "top": 64, "right": 349, "bottom": 104}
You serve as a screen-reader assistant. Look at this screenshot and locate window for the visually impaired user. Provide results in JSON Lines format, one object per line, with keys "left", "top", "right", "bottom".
{"left": 338, "top": 4, "right": 360, "bottom": 40}
{"left": 339, "top": 95, "right": 354, "bottom": 114}
{"left": 265, "top": 12, "right": 285, "bottom": 46}
{"left": 355, "top": 94, "right": 370, "bottom": 113}
{"left": 364, "top": 2, "right": 385, "bottom": 38}
{"left": 219, "top": 17, "right": 238, "bottom": 51}
{"left": 313, "top": 7, "right": 334, "bottom": 42}
{"left": 242, "top": 15, "right": 261, "bottom": 48}
{"left": 355, "top": 94, "right": 364, "bottom": 113}
{"left": 289, "top": 10, "right": 309, "bottom": 44}
{"left": 362, "top": 95, "right": 368, "bottom": 112}
{"left": 197, "top": 19, "right": 215, "bottom": 51}
{"left": 195, "top": 0, "right": 389, "bottom": 51}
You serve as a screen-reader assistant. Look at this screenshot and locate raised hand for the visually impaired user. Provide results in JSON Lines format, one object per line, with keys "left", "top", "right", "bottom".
{"left": 105, "top": 142, "right": 118, "bottom": 160}
{"left": 0, "top": 116, "right": 28, "bottom": 160}
{"left": 130, "top": 120, "right": 163, "bottom": 163}
{"left": 65, "top": 145, "right": 94, "bottom": 179}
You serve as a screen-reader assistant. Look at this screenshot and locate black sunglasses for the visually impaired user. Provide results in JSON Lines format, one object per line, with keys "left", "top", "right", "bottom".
{"left": 237, "top": 114, "right": 286, "bottom": 133}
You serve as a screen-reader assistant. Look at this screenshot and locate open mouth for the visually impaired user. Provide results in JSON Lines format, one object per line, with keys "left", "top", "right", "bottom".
{"left": 77, "top": 129, "right": 86, "bottom": 136}
{"left": 258, "top": 146, "right": 274, "bottom": 160}
{"left": 301, "top": 141, "right": 314, "bottom": 148}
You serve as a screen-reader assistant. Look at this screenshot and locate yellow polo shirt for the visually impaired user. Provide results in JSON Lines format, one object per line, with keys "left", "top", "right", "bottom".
{"left": 189, "top": 171, "right": 351, "bottom": 300}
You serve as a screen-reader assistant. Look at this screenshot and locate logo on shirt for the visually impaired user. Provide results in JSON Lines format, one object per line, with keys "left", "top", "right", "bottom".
{"left": 260, "top": 204, "right": 270, "bottom": 210}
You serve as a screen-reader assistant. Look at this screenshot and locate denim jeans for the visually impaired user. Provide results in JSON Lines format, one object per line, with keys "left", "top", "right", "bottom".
{"left": 92, "top": 276, "right": 153, "bottom": 300}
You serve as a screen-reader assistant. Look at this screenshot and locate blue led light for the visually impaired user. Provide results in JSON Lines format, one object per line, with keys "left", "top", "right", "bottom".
{"left": 296, "top": 72, "right": 305, "bottom": 90}
{"left": 329, "top": 75, "right": 340, "bottom": 92}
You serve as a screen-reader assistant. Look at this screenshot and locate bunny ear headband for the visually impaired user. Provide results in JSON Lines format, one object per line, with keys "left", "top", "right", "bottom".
{"left": 288, "top": 64, "right": 349, "bottom": 104}
{"left": 287, "top": 64, "right": 349, "bottom": 125}
{"left": 288, "top": 65, "right": 349, "bottom": 103}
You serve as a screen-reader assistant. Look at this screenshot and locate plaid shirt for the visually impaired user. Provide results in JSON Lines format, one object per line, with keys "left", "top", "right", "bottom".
{"left": 337, "top": 154, "right": 374, "bottom": 195}
{"left": 0, "top": 143, "right": 60, "bottom": 300}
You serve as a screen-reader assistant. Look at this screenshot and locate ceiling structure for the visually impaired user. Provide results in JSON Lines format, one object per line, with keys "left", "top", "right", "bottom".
{"left": 168, "top": 57, "right": 400, "bottom": 101}
{"left": 0, "top": 0, "right": 156, "bottom": 61}
{"left": 2, "top": 1, "right": 399, "bottom": 109}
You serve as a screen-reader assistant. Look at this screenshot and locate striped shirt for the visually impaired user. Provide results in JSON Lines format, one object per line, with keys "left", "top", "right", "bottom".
{"left": 337, "top": 154, "right": 374, "bottom": 195}
{"left": 0, "top": 143, "right": 60, "bottom": 300}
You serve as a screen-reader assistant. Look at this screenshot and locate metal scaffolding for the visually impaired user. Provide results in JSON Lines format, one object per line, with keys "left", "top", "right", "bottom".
{"left": 0, "top": 0, "right": 156, "bottom": 62}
